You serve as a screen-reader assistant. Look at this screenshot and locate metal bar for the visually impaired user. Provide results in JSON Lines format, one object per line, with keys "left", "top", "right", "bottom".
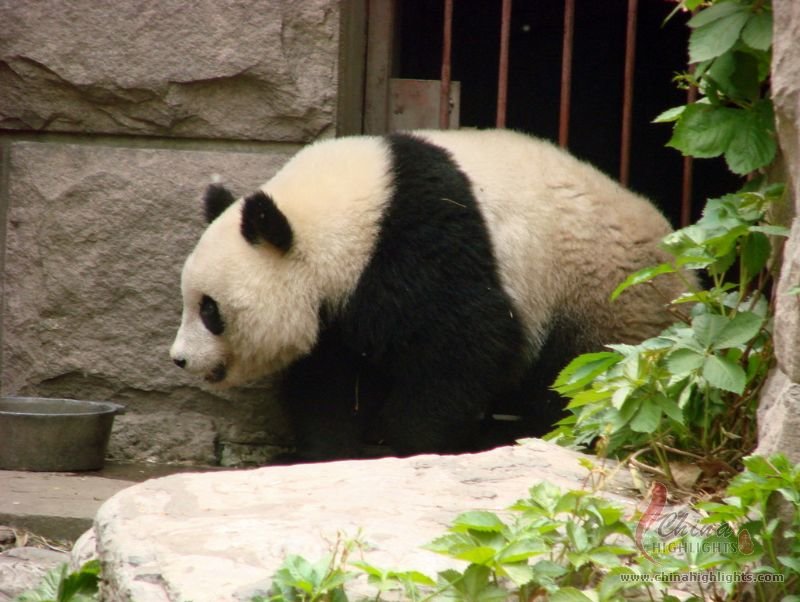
{"left": 681, "top": 81, "right": 698, "bottom": 226}
{"left": 559, "top": 0, "right": 575, "bottom": 148}
{"left": 496, "top": 0, "right": 512, "bottom": 128}
{"left": 620, "top": 0, "right": 638, "bottom": 186}
{"left": 439, "top": 0, "right": 454, "bottom": 129}
{"left": 363, "top": 0, "right": 395, "bottom": 134}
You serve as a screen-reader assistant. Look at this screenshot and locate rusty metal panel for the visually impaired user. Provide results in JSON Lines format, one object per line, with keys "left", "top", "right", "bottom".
{"left": 388, "top": 78, "right": 461, "bottom": 131}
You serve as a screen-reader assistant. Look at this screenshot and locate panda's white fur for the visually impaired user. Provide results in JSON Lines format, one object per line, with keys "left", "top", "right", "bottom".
{"left": 172, "top": 137, "right": 394, "bottom": 385}
{"left": 172, "top": 129, "right": 685, "bottom": 458}
{"left": 418, "top": 129, "right": 679, "bottom": 354}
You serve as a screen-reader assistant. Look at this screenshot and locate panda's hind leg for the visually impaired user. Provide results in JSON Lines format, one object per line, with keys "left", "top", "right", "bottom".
{"left": 481, "top": 312, "right": 599, "bottom": 445}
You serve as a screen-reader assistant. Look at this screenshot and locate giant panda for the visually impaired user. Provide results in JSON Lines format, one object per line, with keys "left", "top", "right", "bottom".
{"left": 170, "top": 129, "right": 686, "bottom": 461}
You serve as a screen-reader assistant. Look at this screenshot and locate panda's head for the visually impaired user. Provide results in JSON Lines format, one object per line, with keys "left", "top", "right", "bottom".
{"left": 169, "top": 183, "right": 321, "bottom": 387}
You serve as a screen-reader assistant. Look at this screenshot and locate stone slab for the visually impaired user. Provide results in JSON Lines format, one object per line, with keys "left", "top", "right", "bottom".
{"left": 0, "top": 547, "right": 70, "bottom": 602}
{"left": 91, "top": 441, "right": 637, "bottom": 602}
{"left": 2, "top": 140, "right": 295, "bottom": 464}
{"left": 0, "top": 1, "right": 339, "bottom": 142}
{"left": 0, "top": 469, "right": 134, "bottom": 541}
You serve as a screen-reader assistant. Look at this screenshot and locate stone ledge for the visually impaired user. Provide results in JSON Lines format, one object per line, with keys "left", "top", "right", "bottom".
{"left": 89, "top": 441, "right": 637, "bottom": 602}
{"left": 0, "top": 470, "right": 134, "bottom": 541}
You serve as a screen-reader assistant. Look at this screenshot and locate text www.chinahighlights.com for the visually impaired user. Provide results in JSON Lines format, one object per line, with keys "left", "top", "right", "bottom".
{"left": 619, "top": 572, "right": 785, "bottom": 584}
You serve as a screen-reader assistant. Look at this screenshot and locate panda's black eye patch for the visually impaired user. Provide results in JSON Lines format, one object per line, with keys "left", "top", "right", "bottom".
{"left": 199, "top": 295, "right": 224, "bottom": 335}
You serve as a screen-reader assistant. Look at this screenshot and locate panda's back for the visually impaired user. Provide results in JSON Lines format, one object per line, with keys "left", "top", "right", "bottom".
{"left": 413, "top": 129, "right": 679, "bottom": 347}
{"left": 265, "top": 129, "right": 681, "bottom": 352}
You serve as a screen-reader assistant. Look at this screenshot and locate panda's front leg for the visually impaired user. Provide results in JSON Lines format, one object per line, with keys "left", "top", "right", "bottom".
{"left": 377, "top": 375, "right": 490, "bottom": 456}
{"left": 280, "top": 336, "right": 365, "bottom": 461}
{"left": 280, "top": 326, "right": 393, "bottom": 462}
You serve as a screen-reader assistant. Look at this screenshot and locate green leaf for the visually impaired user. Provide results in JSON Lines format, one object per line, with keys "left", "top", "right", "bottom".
{"left": 777, "top": 555, "right": 800, "bottom": 573}
{"left": 653, "top": 105, "right": 687, "bottom": 123}
{"left": 587, "top": 550, "right": 624, "bottom": 568}
{"left": 566, "top": 388, "right": 612, "bottom": 409}
{"left": 689, "top": 5, "right": 750, "bottom": 63}
{"left": 452, "top": 511, "right": 506, "bottom": 532}
{"left": 741, "top": 232, "right": 771, "bottom": 281}
{"left": 656, "top": 394, "right": 685, "bottom": 424}
{"left": 611, "top": 263, "right": 676, "bottom": 300}
{"left": 688, "top": 1, "right": 747, "bottom": 29}
{"left": 455, "top": 546, "right": 498, "bottom": 564}
{"left": 693, "top": 313, "right": 729, "bottom": 348}
{"left": 57, "top": 560, "right": 101, "bottom": 602}
{"left": 549, "top": 587, "right": 596, "bottom": 602}
{"left": 14, "top": 564, "right": 68, "bottom": 602}
{"left": 530, "top": 559, "right": 568, "bottom": 582}
{"left": 553, "top": 352, "right": 621, "bottom": 393}
{"left": 629, "top": 398, "right": 662, "bottom": 433}
{"left": 703, "top": 354, "right": 747, "bottom": 394}
{"left": 666, "top": 348, "right": 705, "bottom": 374}
{"left": 611, "top": 385, "right": 633, "bottom": 410}
{"left": 425, "top": 533, "right": 475, "bottom": 555}
{"left": 713, "top": 311, "right": 764, "bottom": 350}
{"left": 724, "top": 102, "right": 777, "bottom": 174}
{"left": 750, "top": 224, "right": 790, "bottom": 237}
{"left": 498, "top": 540, "right": 548, "bottom": 563}
{"left": 15, "top": 561, "right": 102, "bottom": 602}
{"left": 499, "top": 562, "right": 535, "bottom": 587}
{"left": 741, "top": 11, "right": 773, "bottom": 51}
{"left": 668, "top": 104, "right": 739, "bottom": 159}
{"left": 566, "top": 522, "right": 590, "bottom": 553}
{"left": 448, "top": 565, "right": 506, "bottom": 602}
{"left": 706, "top": 50, "right": 760, "bottom": 102}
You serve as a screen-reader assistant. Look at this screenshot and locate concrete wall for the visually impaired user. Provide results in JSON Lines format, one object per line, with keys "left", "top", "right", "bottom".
{"left": 757, "top": 0, "right": 800, "bottom": 462}
{"left": 0, "top": 0, "right": 343, "bottom": 465}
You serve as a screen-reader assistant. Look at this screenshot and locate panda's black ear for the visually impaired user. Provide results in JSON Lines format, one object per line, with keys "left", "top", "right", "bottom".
{"left": 241, "top": 191, "right": 293, "bottom": 253}
{"left": 204, "top": 183, "right": 236, "bottom": 224}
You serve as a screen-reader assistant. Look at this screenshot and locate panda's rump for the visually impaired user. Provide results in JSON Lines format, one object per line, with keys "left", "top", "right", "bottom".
{"left": 416, "top": 128, "right": 680, "bottom": 351}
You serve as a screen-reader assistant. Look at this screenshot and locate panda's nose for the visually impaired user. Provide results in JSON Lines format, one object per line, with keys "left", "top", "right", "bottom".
{"left": 173, "top": 357, "right": 187, "bottom": 369}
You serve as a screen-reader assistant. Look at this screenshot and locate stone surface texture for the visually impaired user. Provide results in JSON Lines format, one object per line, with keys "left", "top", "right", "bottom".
{"left": 87, "top": 441, "right": 637, "bottom": 602}
{"left": 0, "top": 1, "right": 339, "bottom": 142}
{"left": 0, "top": 468, "right": 135, "bottom": 541}
{"left": 1, "top": 142, "right": 295, "bottom": 463}
{"left": 757, "top": 0, "right": 800, "bottom": 460}
{"left": 0, "top": 547, "right": 70, "bottom": 602}
{"left": 0, "top": 0, "right": 341, "bottom": 463}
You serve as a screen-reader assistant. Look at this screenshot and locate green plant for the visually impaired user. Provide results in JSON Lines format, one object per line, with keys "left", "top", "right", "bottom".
{"left": 695, "top": 454, "right": 800, "bottom": 600}
{"left": 13, "top": 560, "right": 100, "bottom": 602}
{"left": 635, "top": 453, "right": 800, "bottom": 601}
{"left": 547, "top": 184, "right": 786, "bottom": 481}
{"left": 546, "top": 0, "right": 785, "bottom": 484}
{"left": 254, "top": 537, "right": 359, "bottom": 602}
{"left": 657, "top": 0, "right": 775, "bottom": 175}
{"left": 262, "top": 483, "right": 664, "bottom": 602}
{"left": 260, "top": 455, "right": 800, "bottom": 602}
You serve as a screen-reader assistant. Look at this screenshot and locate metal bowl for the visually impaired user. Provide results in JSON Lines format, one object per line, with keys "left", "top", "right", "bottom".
{"left": 0, "top": 397, "right": 124, "bottom": 471}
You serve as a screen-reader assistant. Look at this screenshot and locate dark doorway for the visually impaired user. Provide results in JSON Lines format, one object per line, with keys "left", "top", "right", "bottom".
{"left": 394, "top": 0, "right": 740, "bottom": 226}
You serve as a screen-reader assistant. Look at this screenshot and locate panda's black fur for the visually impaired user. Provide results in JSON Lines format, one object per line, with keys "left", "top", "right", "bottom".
{"left": 283, "top": 134, "right": 532, "bottom": 459}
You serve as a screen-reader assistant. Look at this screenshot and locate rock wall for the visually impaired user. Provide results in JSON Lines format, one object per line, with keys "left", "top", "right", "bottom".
{"left": 0, "top": 1, "right": 342, "bottom": 464}
{"left": 757, "top": 0, "right": 800, "bottom": 461}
